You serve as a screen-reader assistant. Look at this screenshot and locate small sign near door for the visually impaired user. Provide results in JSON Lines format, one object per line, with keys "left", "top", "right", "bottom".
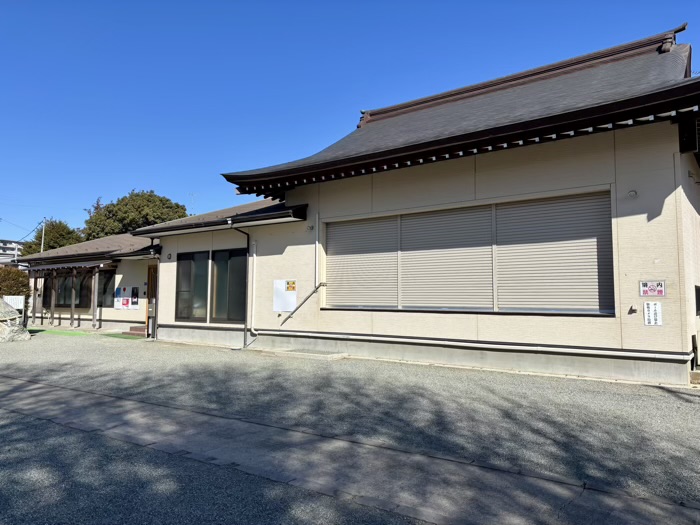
{"left": 114, "top": 286, "right": 140, "bottom": 310}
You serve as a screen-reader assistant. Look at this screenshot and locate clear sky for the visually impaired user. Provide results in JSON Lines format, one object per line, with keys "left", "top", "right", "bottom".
{"left": 1, "top": 1, "right": 699, "bottom": 240}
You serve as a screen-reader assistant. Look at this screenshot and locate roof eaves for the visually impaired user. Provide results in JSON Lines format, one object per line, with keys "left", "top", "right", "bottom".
{"left": 113, "top": 245, "right": 161, "bottom": 258}
{"left": 131, "top": 204, "right": 308, "bottom": 236}
{"left": 19, "top": 251, "right": 118, "bottom": 265}
{"left": 227, "top": 77, "right": 700, "bottom": 197}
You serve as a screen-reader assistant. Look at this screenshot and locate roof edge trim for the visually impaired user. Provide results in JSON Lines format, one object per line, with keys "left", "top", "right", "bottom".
{"left": 228, "top": 80, "right": 700, "bottom": 198}
{"left": 359, "top": 23, "right": 688, "bottom": 126}
{"left": 131, "top": 204, "right": 308, "bottom": 237}
{"left": 18, "top": 249, "right": 117, "bottom": 264}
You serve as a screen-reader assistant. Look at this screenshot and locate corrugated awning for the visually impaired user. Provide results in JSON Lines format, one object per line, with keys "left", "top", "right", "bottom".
{"left": 27, "top": 260, "right": 113, "bottom": 272}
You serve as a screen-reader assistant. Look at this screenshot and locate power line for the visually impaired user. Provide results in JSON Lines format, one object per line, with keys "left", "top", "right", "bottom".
{"left": 0, "top": 217, "right": 31, "bottom": 231}
{"left": 16, "top": 220, "right": 44, "bottom": 242}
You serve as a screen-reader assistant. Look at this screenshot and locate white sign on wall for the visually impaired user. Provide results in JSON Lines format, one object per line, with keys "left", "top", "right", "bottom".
{"left": 644, "top": 302, "right": 663, "bottom": 326}
{"left": 273, "top": 279, "right": 297, "bottom": 312}
{"left": 639, "top": 281, "right": 665, "bottom": 297}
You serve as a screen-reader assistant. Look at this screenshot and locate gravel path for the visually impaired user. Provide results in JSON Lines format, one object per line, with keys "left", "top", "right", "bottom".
{"left": 0, "top": 409, "right": 417, "bottom": 524}
{"left": 2, "top": 330, "right": 699, "bottom": 503}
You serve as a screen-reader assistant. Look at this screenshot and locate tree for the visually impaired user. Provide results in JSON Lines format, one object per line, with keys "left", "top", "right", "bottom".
{"left": 83, "top": 190, "right": 187, "bottom": 240}
{"left": 0, "top": 267, "right": 30, "bottom": 298}
{"left": 21, "top": 219, "right": 84, "bottom": 256}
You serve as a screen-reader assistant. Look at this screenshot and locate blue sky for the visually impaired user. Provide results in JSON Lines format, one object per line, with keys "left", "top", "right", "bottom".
{"left": 1, "top": 1, "right": 699, "bottom": 240}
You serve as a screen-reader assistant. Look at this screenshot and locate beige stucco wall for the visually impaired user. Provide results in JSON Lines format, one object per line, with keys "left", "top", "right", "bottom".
{"left": 157, "top": 230, "right": 247, "bottom": 327}
{"left": 677, "top": 151, "right": 700, "bottom": 351}
{"left": 241, "top": 121, "right": 695, "bottom": 356}
{"left": 29, "top": 258, "right": 153, "bottom": 327}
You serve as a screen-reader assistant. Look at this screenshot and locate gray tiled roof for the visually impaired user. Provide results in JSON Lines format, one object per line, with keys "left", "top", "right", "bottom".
{"left": 224, "top": 27, "right": 694, "bottom": 181}
{"left": 18, "top": 234, "right": 153, "bottom": 262}
{"left": 131, "top": 199, "right": 282, "bottom": 235}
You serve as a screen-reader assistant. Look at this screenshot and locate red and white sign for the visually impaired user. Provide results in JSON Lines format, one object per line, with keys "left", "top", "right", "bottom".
{"left": 639, "top": 281, "right": 665, "bottom": 297}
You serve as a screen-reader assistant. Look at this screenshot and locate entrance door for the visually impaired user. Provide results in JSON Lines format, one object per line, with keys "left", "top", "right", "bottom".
{"left": 146, "top": 265, "right": 158, "bottom": 337}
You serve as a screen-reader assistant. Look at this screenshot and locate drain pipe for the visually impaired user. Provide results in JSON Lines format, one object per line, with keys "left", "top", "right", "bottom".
{"left": 250, "top": 240, "right": 258, "bottom": 338}
{"left": 314, "top": 212, "right": 319, "bottom": 287}
{"left": 233, "top": 226, "right": 253, "bottom": 347}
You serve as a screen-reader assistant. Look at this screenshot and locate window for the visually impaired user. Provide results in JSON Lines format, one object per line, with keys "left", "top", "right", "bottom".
{"left": 176, "top": 252, "right": 209, "bottom": 321}
{"left": 326, "top": 217, "right": 398, "bottom": 308}
{"left": 325, "top": 192, "right": 614, "bottom": 315}
{"left": 98, "top": 270, "right": 116, "bottom": 308}
{"left": 494, "top": 193, "right": 614, "bottom": 313}
{"left": 401, "top": 206, "right": 493, "bottom": 310}
{"left": 42, "top": 273, "right": 92, "bottom": 308}
{"left": 211, "top": 249, "right": 247, "bottom": 322}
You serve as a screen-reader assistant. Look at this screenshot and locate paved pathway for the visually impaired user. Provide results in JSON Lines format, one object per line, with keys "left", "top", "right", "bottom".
{"left": 0, "top": 374, "right": 697, "bottom": 525}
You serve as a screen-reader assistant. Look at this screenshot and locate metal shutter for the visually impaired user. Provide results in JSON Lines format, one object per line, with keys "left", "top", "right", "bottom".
{"left": 326, "top": 217, "right": 398, "bottom": 307}
{"left": 400, "top": 206, "right": 493, "bottom": 309}
{"left": 495, "top": 192, "right": 614, "bottom": 313}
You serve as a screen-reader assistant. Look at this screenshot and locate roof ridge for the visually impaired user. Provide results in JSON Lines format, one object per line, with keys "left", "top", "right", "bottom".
{"left": 358, "top": 23, "right": 688, "bottom": 127}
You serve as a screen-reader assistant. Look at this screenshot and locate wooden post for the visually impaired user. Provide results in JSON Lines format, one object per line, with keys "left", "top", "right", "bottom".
{"left": 70, "top": 268, "right": 76, "bottom": 327}
{"left": 31, "top": 271, "right": 37, "bottom": 325}
{"left": 50, "top": 270, "right": 56, "bottom": 325}
{"left": 92, "top": 267, "right": 98, "bottom": 329}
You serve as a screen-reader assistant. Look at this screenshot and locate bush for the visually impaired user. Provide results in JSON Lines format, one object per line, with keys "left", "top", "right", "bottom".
{"left": 0, "top": 267, "right": 30, "bottom": 298}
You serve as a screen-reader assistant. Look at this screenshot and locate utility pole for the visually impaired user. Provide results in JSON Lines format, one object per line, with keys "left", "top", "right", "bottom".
{"left": 40, "top": 217, "right": 46, "bottom": 253}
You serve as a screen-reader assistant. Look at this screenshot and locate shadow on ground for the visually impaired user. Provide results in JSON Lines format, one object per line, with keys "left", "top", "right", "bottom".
{"left": 0, "top": 335, "right": 699, "bottom": 523}
{"left": 0, "top": 410, "right": 417, "bottom": 525}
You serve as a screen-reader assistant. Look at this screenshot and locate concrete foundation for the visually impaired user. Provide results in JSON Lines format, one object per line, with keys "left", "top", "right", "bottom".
{"left": 250, "top": 333, "right": 691, "bottom": 385}
{"left": 157, "top": 324, "right": 244, "bottom": 348}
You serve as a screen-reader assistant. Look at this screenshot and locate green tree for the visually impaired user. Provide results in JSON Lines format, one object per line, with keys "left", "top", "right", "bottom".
{"left": 0, "top": 267, "right": 30, "bottom": 298}
{"left": 83, "top": 190, "right": 187, "bottom": 240}
{"left": 21, "top": 219, "right": 84, "bottom": 256}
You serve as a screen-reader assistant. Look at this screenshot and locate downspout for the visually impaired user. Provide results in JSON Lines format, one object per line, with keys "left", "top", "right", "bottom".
{"left": 149, "top": 239, "right": 159, "bottom": 340}
{"left": 314, "top": 212, "right": 319, "bottom": 287}
{"left": 233, "top": 226, "right": 255, "bottom": 346}
{"left": 250, "top": 240, "right": 258, "bottom": 338}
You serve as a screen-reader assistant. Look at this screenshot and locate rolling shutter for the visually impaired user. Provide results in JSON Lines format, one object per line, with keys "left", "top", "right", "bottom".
{"left": 495, "top": 192, "right": 614, "bottom": 313}
{"left": 400, "top": 206, "right": 493, "bottom": 309}
{"left": 326, "top": 217, "right": 398, "bottom": 307}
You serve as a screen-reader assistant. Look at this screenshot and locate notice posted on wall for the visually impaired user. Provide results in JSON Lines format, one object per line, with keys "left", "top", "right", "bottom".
{"left": 114, "top": 286, "right": 139, "bottom": 310}
{"left": 640, "top": 281, "right": 665, "bottom": 297}
{"left": 131, "top": 287, "right": 139, "bottom": 309}
{"left": 644, "top": 302, "right": 662, "bottom": 326}
{"left": 273, "top": 279, "right": 297, "bottom": 312}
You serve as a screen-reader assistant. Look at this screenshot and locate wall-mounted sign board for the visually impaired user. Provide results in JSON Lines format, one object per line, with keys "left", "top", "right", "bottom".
{"left": 640, "top": 281, "right": 665, "bottom": 297}
{"left": 274, "top": 279, "right": 297, "bottom": 312}
{"left": 114, "top": 286, "right": 140, "bottom": 310}
{"left": 644, "top": 301, "right": 662, "bottom": 326}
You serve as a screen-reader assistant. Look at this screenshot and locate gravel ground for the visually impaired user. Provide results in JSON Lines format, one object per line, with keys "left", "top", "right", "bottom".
{"left": 1, "top": 330, "right": 699, "bottom": 504}
{"left": 0, "top": 409, "right": 417, "bottom": 524}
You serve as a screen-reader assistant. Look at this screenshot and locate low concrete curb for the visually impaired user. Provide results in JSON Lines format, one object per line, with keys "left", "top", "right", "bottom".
{"left": 254, "top": 348, "right": 348, "bottom": 361}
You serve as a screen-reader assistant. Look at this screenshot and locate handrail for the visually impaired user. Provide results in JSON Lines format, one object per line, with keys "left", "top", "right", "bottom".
{"left": 281, "top": 282, "right": 326, "bottom": 326}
